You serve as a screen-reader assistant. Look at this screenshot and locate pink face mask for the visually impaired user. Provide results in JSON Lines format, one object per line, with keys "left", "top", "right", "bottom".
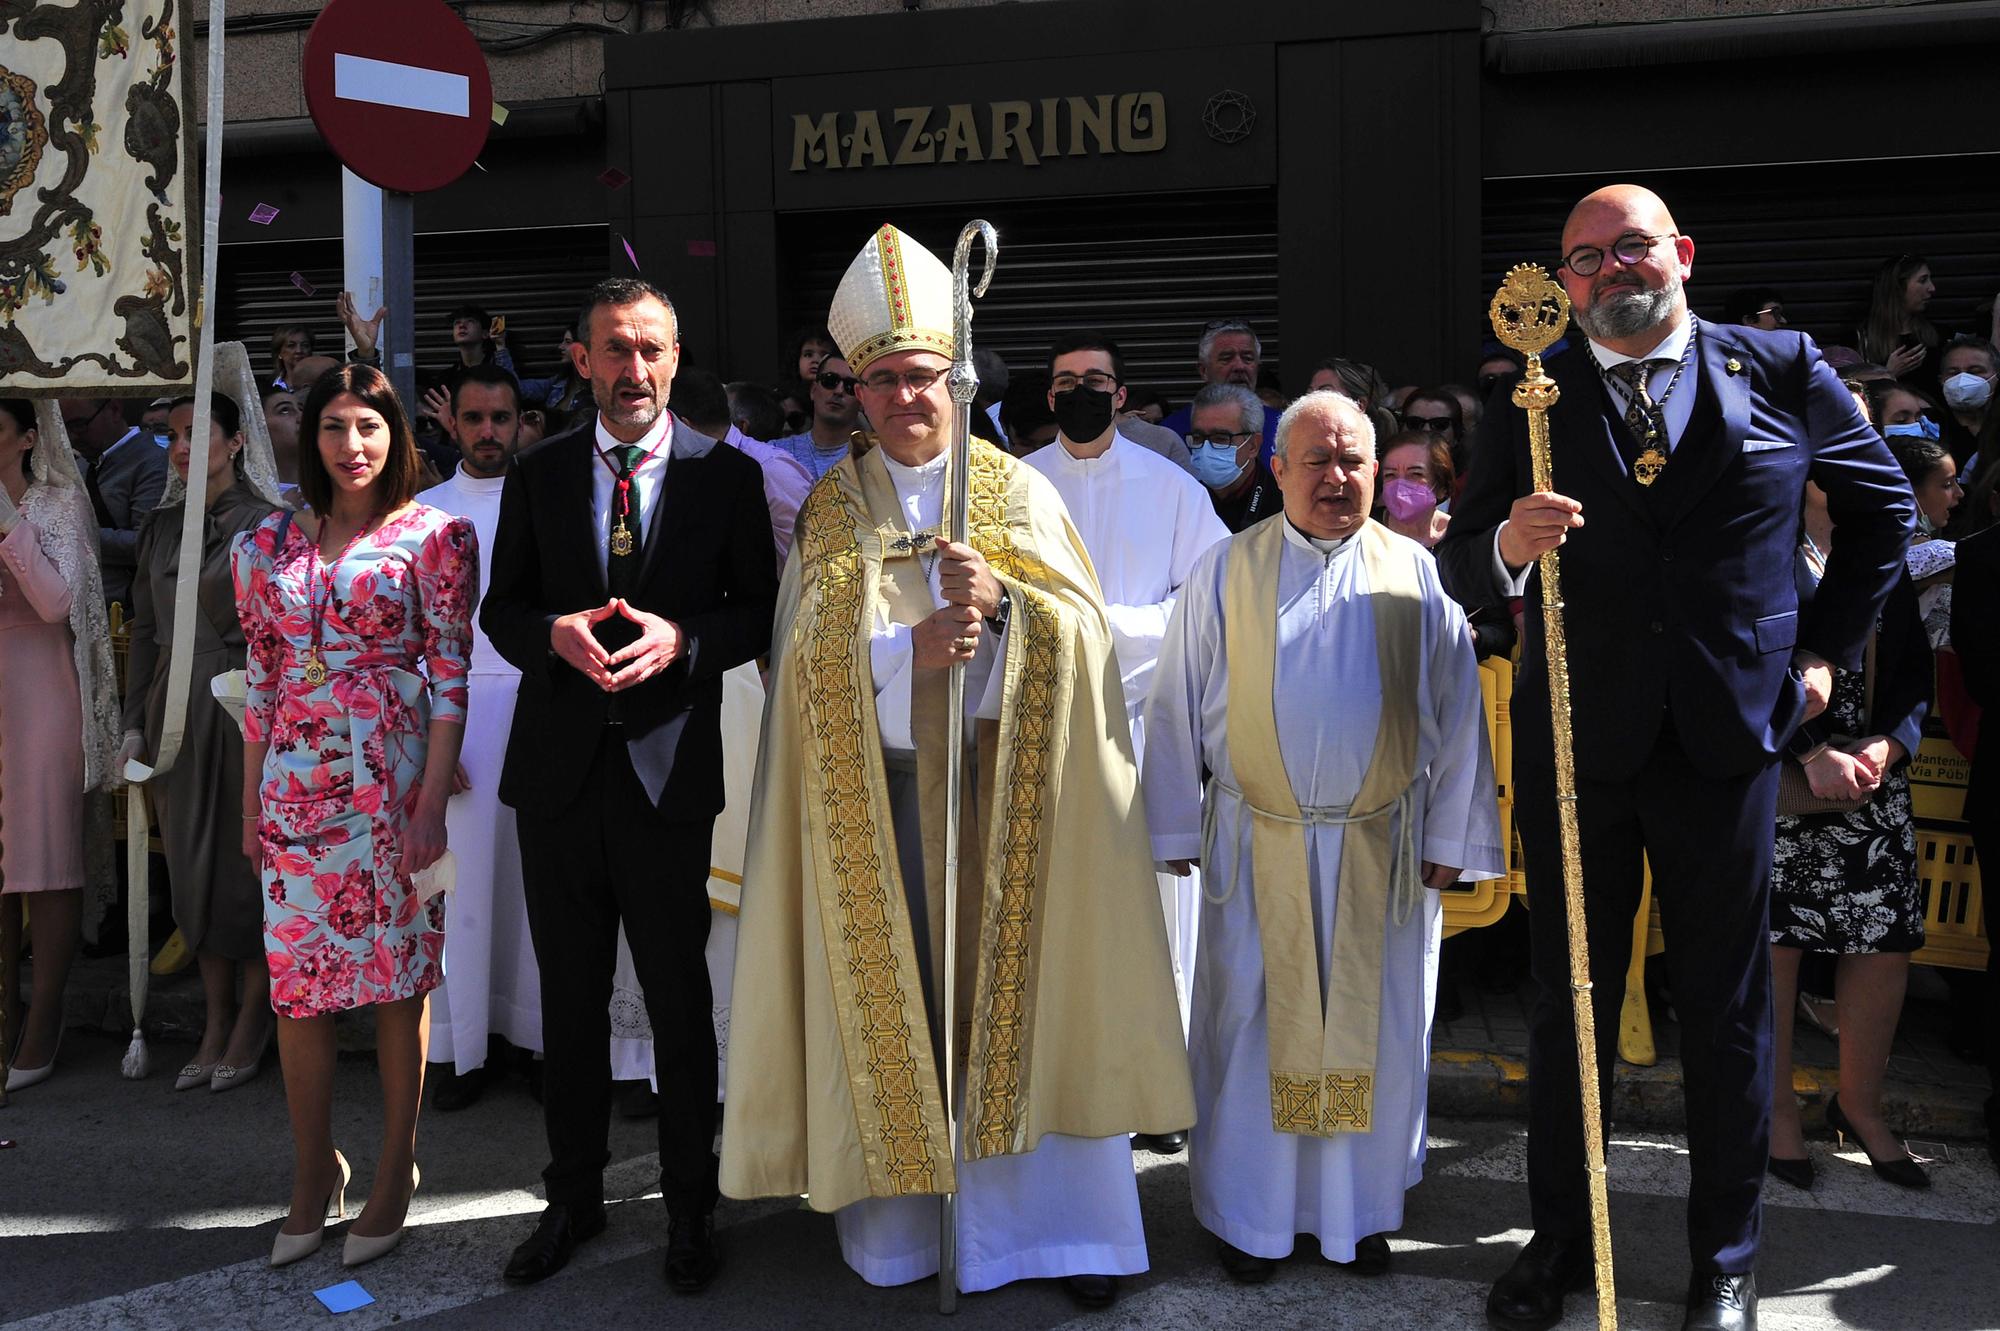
{"left": 1380, "top": 477, "right": 1438, "bottom": 523}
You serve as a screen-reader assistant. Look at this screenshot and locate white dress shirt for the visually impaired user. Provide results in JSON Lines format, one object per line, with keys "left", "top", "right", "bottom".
{"left": 591, "top": 410, "right": 674, "bottom": 578}
{"left": 1491, "top": 312, "right": 1695, "bottom": 596}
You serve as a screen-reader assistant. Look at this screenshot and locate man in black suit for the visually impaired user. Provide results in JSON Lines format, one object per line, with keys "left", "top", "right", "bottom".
{"left": 1949, "top": 521, "right": 1999, "bottom": 1170}
{"left": 481, "top": 277, "right": 777, "bottom": 1293}
{"left": 1438, "top": 185, "right": 1914, "bottom": 1331}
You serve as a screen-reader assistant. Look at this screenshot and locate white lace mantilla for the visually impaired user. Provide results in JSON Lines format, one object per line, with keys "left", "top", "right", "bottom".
{"left": 156, "top": 340, "right": 289, "bottom": 511}
{"left": 18, "top": 481, "right": 122, "bottom": 793}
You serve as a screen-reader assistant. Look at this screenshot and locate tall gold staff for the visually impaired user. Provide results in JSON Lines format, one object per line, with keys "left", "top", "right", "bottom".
{"left": 1489, "top": 264, "right": 1616, "bottom": 1331}
{"left": 938, "top": 217, "right": 997, "bottom": 1317}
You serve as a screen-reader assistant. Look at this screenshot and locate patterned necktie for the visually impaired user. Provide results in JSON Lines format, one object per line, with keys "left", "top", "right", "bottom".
{"left": 608, "top": 443, "right": 645, "bottom": 594}
{"left": 1608, "top": 359, "right": 1670, "bottom": 486}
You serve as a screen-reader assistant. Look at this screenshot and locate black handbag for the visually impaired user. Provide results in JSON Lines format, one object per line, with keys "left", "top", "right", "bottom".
{"left": 1776, "top": 635, "right": 1877, "bottom": 818}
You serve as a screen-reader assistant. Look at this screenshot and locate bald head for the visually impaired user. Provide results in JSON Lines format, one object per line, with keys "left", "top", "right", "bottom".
{"left": 1270, "top": 388, "right": 1376, "bottom": 541}
{"left": 1560, "top": 184, "right": 1678, "bottom": 255}
{"left": 1558, "top": 184, "right": 1693, "bottom": 349}
{"left": 287, "top": 355, "right": 342, "bottom": 395}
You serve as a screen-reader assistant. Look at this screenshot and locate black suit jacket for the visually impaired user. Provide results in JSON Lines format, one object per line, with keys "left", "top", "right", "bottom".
{"left": 480, "top": 413, "right": 778, "bottom": 818}
{"left": 1437, "top": 323, "right": 1915, "bottom": 784}
{"left": 1952, "top": 525, "right": 2000, "bottom": 818}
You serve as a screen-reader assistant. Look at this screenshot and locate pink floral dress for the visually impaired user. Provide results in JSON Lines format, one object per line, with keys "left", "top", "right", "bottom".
{"left": 231, "top": 505, "right": 478, "bottom": 1019}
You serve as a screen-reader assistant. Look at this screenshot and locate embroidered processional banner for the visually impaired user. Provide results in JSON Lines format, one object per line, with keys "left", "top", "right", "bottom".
{"left": 0, "top": 0, "right": 196, "bottom": 393}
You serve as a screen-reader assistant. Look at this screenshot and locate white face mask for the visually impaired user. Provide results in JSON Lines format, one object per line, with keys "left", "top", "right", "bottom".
{"left": 1942, "top": 371, "right": 1994, "bottom": 411}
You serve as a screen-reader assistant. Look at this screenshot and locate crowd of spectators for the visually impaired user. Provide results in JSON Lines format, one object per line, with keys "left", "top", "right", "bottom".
{"left": 5, "top": 247, "right": 1995, "bottom": 1196}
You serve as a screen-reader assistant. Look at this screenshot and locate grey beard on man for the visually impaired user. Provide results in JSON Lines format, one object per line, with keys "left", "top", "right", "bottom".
{"left": 1574, "top": 276, "right": 1679, "bottom": 341}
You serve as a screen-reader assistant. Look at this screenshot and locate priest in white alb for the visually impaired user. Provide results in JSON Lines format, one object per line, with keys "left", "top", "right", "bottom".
{"left": 1140, "top": 388, "right": 1503, "bottom": 1283}
{"left": 1022, "top": 330, "right": 1227, "bottom": 1149}
{"left": 722, "top": 225, "right": 1194, "bottom": 1311}
{"left": 417, "top": 362, "right": 543, "bottom": 1109}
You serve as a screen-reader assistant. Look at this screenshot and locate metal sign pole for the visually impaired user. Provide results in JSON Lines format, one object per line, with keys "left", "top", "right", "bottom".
{"left": 382, "top": 191, "right": 417, "bottom": 409}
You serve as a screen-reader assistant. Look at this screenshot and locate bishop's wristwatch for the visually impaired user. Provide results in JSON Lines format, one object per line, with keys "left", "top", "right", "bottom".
{"left": 985, "top": 588, "right": 1012, "bottom": 636}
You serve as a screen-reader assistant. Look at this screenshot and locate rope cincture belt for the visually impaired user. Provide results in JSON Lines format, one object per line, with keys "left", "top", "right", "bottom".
{"left": 1201, "top": 777, "right": 1424, "bottom": 929}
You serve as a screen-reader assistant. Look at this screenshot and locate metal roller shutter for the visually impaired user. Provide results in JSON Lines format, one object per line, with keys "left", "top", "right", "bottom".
{"left": 1483, "top": 163, "right": 2000, "bottom": 355}
{"left": 216, "top": 225, "right": 611, "bottom": 386}
{"left": 778, "top": 190, "right": 1280, "bottom": 408}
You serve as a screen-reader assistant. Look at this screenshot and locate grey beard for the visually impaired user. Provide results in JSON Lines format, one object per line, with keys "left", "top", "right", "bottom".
{"left": 1574, "top": 282, "right": 1678, "bottom": 341}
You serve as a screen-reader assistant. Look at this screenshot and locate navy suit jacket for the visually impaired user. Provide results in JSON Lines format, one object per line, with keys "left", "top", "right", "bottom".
{"left": 1437, "top": 323, "right": 1915, "bottom": 784}
{"left": 480, "top": 413, "right": 778, "bottom": 817}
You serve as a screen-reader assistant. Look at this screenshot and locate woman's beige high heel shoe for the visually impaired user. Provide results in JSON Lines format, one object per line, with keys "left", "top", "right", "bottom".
{"left": 342, "top": 1164, "right": 420, "bottom": 1268}
{"left": 269, "top": 1151, "right": 351, "bottom": 1268}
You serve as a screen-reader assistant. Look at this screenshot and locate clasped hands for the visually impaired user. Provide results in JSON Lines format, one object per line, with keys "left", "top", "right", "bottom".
{"left": 913, "top": 540, "right": 1003, "bottom": 671}
{"left": 551, "top": 598, "right": 683, "bottom": 692}
{"left": 1803, "top": 734, "right": 1903, "bottom": 803}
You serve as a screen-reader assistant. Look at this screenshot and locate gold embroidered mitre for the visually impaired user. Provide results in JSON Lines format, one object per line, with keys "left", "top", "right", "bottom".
{"left": 827, "top": 224, "right": 955, "bottom": 376}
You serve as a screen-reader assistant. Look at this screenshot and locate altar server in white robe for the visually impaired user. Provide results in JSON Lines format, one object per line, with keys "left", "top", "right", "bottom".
{"left": 1140, "top": 388, "right": 1503, "bottom": 1282}
{"left": 1022, "top": 329, "right": 1227, "bottom": 1091}
{"left": 418, "top": 362, "right": 543, "bottom": 1110}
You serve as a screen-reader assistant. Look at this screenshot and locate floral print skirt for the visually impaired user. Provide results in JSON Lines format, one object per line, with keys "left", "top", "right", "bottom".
{"left": 258, "top": 659, "right": 445, "bottom": 1017}
{"left": 1770, "top": 671, "right": 1924, "bottom": 955}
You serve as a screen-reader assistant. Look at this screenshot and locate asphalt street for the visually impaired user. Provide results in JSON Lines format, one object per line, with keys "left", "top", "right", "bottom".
{"left": 2, "top": 1035, "right": 1994, "bottom": 1330}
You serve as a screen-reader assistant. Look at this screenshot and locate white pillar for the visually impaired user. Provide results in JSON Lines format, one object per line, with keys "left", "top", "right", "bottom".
{"left": 340, "top": 167, "right": 384, "bottom": 354}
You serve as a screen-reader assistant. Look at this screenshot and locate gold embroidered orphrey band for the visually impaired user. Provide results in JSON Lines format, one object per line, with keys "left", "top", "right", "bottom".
{"left": 794, "top": 444, "right": 1065, "bottom": 1194}
{"left": 1222, "top": 517, "right": 1422, "bottom": 1137}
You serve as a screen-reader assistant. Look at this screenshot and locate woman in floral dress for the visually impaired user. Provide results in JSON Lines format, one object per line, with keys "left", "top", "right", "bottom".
{"left": 1767, "top": 481, "right": 1932, "bottom": 1192}
{"left": 232, "top": 365, "right": 476, "bottom": 1268}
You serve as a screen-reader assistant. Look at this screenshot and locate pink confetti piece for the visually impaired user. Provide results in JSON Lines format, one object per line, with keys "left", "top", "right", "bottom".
{"left": 248, "top": 203, "right": 279, "bottom": 225}
{"left": 598, "top": 167, "right": 631, "bottom": 190}
{"left": 687, "top": 240, "right": 716, "bottom": 257}
{"left": 620, "top": 235, "right": 640, "bottom": 270}
{"left": 289, "top": 272, "right": 317, "bottom": 297}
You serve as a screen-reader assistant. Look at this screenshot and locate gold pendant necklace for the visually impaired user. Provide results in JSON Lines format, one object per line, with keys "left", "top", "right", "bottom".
{"left": 610, "top": 521, "right": 635, "bottom": 557}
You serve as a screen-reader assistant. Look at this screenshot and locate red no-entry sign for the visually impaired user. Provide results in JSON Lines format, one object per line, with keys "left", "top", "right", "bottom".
{"left": 303, "top": 0, "right": 493, "bottom": 194}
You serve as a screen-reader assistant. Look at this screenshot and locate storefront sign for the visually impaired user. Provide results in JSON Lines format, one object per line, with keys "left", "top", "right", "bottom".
{"left": 789, "top": 93, "right": 1166, "bottom": 173}
{"left": 771, "top": 47, "right": 1273, "bottom": 209}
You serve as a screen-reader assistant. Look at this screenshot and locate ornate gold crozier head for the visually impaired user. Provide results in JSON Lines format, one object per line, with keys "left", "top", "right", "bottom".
{"left": 1488, "top": 263, "right": 1571, "bottom": 409}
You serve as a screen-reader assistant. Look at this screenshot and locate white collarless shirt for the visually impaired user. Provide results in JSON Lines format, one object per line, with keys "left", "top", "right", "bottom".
{"left": 591, "top": 410, "right": 674, "bottom": 578}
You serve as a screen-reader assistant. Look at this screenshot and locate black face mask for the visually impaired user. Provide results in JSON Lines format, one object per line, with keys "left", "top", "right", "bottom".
{"left": 1051, "top": 387, "right": 1117, "bottom": 443}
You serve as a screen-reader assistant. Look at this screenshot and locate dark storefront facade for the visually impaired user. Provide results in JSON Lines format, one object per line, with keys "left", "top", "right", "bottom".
{"left": 217, "top": 2, "right": 2000, "bottom": 399}
{"left": 604, "top": 0, "right": 2000, "bottom": 398}
{"left": 603, "top": 2, "right": 1482, "bottom": 399}
{"left": 213, "top": 101, "right": 610, "bottom": 381}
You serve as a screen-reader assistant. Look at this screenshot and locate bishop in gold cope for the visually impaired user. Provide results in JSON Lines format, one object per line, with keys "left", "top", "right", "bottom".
{"left": 720, "top": 224, "right": 1193, "bottom": 1309}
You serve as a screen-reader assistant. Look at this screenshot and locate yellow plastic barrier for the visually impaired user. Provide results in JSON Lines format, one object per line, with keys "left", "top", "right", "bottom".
{"left": 1911, "top": 826, "right": 1984, "bottom": 971}
{"left": 1908, "top": 735, "right": 1973, "bottom": 825}
{"left": 1466, "top": 649, "right": 1984, "bottom": 1066}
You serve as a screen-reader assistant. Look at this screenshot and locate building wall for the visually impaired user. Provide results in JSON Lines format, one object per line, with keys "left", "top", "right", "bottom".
{"left": 207, "top": 0, "right": 617, "bottom": 125}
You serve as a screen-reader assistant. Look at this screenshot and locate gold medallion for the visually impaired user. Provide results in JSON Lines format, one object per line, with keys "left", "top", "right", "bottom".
{"left": 610, "top": 522, "right": 635, "bottom": 557}
{"left": 302, "top": 650, "right": 328, "bottom": 687}
{"left": 1633, "top": 446, "right": 1668, "bottom": 486}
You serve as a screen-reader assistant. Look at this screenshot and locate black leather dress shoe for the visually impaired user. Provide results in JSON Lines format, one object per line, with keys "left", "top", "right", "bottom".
{"left": 1683, "top": 1272, "right": 1756, "bottom": 1331}
{"left": 664, "top": 1212, "right": 720, "bottom": 1292}
{"left": 504, "top": 1204, "right": 606, "bottom": 1284}
{"left": 1064, "top": 1274, "right": 1117, "bottom": 1308}
{"left": 1131, "top": 1131, "right": 1188, "bottom": 1155}
{"left": 1486, "top": 1233, "right": 1591, "bottom": 1331}
{"left": 1333, "top": 1231, "right": 1390, "bottom": 1276}
{"left": 432, "top": 1065, "right": 490, "bottom": 1113}
{"left": 1218, "top": 1240, "right": 1276, "bottom": 1284}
